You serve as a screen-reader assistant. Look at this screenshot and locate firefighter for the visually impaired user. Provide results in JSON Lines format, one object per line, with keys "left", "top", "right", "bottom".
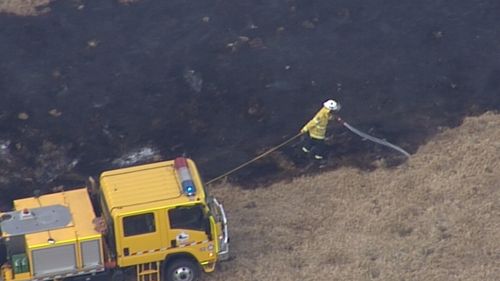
{"left": 300, "top": 99, "right": 342, "bottom": 160}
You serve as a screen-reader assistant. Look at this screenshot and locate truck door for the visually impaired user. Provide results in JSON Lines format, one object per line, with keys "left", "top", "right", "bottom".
{"left": 167, "top": 205, "right": 211, "bottom": 249}
{"left": 118, "top": 212, "right": 163, "bottom": 265}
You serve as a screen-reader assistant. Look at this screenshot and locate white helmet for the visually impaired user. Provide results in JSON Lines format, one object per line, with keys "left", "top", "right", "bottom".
{"left": 323, "top": 99, "right": 341, "bottom": 111}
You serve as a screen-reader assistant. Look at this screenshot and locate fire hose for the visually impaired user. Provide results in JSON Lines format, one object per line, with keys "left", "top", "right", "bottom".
{"left": 205, "top": 132, "right": 303, "bottom": 185}
{"left": 206, "top": 117, "right": 410, "bottom": 185}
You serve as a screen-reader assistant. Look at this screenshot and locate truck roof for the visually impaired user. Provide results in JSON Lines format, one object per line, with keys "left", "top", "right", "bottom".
{"left": 99, "top": 158, "right": 207, "bottom": 216}
{"left": 8, "top": 188, "right": 100, "bottom": 249}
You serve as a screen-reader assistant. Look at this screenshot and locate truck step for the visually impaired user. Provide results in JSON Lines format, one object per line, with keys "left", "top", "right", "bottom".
{"left": 136, "top": 261, "right": 161, "bottom": 281}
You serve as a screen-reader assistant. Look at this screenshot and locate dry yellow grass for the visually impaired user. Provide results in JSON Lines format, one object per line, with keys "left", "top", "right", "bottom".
{"left": 206, "top": 112, "right": 500, "bottom": 281}
{"left": 0, "top": 0, "right": 53, "bottom": 16}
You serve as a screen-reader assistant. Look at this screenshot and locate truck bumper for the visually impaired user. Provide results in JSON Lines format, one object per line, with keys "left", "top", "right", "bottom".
{"left": 213, "top": 198, "right": 230, "bottom": 261}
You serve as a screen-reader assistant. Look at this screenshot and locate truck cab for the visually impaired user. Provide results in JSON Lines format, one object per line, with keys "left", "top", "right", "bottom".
{"left": 98, "top": 157, "right": 229, "bottom": 281}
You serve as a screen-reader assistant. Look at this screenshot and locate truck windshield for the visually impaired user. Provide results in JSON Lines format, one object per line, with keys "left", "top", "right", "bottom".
{"left": 168, "top": 205, "right": 206, "bottom": 231}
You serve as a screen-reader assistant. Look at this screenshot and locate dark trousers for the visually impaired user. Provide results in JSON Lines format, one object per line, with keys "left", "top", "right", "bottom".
{"left": 302, "top": 135, "right": 326, "bottom": 159}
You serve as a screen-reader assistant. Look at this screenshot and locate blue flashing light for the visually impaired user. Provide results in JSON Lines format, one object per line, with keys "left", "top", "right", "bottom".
{"left": 182, "top": 180, "right": 196, "bottom": 196}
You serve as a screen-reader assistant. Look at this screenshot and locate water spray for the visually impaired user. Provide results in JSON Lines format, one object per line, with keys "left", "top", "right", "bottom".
{"left": 336, "top": 117, "right": 410, "bottom": 157}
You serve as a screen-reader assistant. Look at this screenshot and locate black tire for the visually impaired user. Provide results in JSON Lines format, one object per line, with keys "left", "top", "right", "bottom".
{"left": 164, "top": 258, "right": 200, "bottom": 281}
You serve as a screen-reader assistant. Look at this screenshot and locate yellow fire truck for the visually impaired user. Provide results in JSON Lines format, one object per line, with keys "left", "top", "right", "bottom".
{"left": 0, "top": 157, "right": 229, "bottom": 281}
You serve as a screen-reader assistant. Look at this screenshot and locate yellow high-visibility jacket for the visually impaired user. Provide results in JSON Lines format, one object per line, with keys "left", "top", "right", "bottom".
{"left": 301, "top": 107, "right": 333, "bottom": 140}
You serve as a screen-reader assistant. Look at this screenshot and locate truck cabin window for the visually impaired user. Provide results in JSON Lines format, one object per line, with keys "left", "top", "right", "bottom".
{"left": 169, "top": 205, "right": 206, "bottom": 231}
{"left": 123, "top": 213, "right": 156, "bottom": 237}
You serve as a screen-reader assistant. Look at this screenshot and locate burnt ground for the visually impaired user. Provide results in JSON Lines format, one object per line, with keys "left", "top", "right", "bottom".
{"left": 0, "top": 0, "right": 499, "bottom": 203}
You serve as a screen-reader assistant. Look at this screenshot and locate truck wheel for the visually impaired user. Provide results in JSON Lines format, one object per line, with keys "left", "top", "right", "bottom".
{"left": 164, "top": 258, "right": 200, "bottom": 281}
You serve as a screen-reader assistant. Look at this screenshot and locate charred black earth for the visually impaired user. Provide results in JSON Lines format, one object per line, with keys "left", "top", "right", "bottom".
{"left": 0, "top": 0, "right": 499, "bottom": 205}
